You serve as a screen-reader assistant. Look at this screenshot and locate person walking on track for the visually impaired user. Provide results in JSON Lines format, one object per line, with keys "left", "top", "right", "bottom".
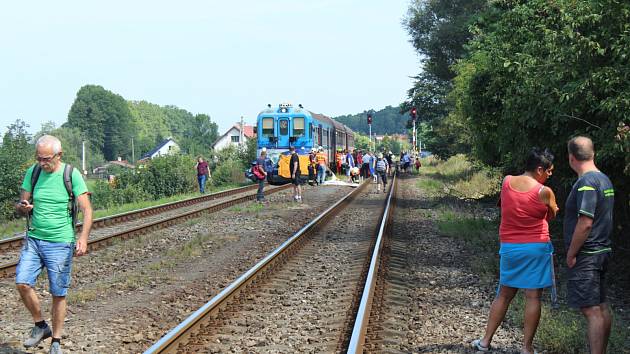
{"left": 289, "top": 146, "right": 302, "bottom": 202}
{"left": 195, "top": 156, "right": 211, "bottom": 193}
{"left": 15, "top": 135, "right": 93, "bottom": 354}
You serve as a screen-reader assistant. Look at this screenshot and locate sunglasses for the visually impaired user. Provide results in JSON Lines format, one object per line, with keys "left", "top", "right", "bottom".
{"left": 36, "top": 153, "right": 58, "bottom": 163}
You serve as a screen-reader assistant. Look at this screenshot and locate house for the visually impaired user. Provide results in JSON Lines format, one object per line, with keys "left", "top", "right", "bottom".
{"left": 212, "top": 123, "right": 256, "bottom": 150}
{"left": 92, "top": 158, "right": 135, "bottom": 178}
{"left": 138, "top": 138, "right": 180, "bottom": 162}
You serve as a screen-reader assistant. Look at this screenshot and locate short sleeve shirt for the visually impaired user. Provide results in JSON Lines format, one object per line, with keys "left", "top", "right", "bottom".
{"left": 196, "top": 161, "right": 209, "bottom": 176}
{"left": 290, "top": 153, "right": 301, "bottom": 176}
{"left": 563, "top": 171, "right": 614, "bottom": 253}
{"left": 21, "top": 163, "right": 89, "bottom": 243}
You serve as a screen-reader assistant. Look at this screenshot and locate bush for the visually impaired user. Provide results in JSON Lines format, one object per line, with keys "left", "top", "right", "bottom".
{"left": 213, "top": 159, "right": 247, "bottom": 186}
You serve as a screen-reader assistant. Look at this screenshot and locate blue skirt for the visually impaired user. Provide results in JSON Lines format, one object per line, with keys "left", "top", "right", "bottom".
{"left": 499, "top": 242, "right": 554, "bottom": 289}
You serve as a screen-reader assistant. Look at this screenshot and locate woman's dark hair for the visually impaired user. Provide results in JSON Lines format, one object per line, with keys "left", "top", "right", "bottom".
{"left": 525, "top": 147, "right": 554, "bottom": 171}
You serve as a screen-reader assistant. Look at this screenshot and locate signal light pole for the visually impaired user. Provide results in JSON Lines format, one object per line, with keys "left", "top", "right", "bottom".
{"left": 367, "top": 113, "right": 373, "bottom": 151}
{"left": 410, "top": 108, "right": 417, "bottom": 152}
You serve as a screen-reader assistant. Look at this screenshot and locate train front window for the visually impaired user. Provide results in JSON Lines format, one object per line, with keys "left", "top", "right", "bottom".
{"left": 293, "top": 117, "right": 304, "bottom": 136}
{"left": 279, "top": 119, "right": 289, "bottom": 135}
{"left": 262, "top": 118, "right": 274, "bottom": 137}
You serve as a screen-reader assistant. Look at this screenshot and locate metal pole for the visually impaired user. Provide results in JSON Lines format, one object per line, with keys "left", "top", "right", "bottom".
{"left": 369, "top": 124, "right": 372, "bottom": 151}
{"left": 412, "top": 119, "right": 416, "bottom": 152}
{"left": 81, "top": 141, "right": 86, "bottom": 175}
{"left": 131, "top": 137, "right": 135, "bottom": 163}
{"left": 240, "top": 116, "right": 244, "bottom": 147}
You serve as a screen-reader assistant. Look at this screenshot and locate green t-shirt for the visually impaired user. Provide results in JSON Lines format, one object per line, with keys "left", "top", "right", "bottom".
{"left": 21, "top": 163, "right": 88, "bottom": 243}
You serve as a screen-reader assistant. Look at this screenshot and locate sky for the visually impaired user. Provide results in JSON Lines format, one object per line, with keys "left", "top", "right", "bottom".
{"left": 0, "top": 0, "right": 419, "bottom": 136}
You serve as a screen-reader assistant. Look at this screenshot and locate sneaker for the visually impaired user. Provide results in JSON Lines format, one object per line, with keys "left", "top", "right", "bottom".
{"left": 49, "top": 341, "right": 63, "bottom": 354}
{"left": 471, "top": 339, "right": 489, "bottom": 352}
{"left": 24, "top": 324, "right": 52, "bottom": 348}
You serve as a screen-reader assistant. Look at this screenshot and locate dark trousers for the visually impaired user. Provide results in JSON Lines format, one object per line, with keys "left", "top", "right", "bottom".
{"left": 256, "top": 179, "right": 265, "bottom": 201}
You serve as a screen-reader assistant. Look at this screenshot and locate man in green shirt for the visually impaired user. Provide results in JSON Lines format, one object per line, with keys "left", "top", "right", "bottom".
{"left": 15, "top": 135, "right": 93, "bottom": 354}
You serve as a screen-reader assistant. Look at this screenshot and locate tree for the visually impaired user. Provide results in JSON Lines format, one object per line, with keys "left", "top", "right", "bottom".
{"left": 66, "top": 85, "right": 134, "bottom": 160}
{"left": 0, "top": 119, "right": 33, "bottom": 220}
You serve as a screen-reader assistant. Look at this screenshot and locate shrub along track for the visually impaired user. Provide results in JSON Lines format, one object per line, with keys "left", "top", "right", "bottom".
{"left": 0, "top": 184, "right": 289, "bottom": 275}
{"left": 145, "top": 179, "right": 392, "bottom": 353}
{"left": 0, "top": 184, "right": 353, "bottom": 353}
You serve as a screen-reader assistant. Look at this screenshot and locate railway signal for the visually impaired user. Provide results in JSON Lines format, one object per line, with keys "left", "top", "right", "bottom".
{"left": 410, "top": 107, "right": 417, "bottom": 121}
{"left": 367, "top": 113, "right": 372, "bottom": 125}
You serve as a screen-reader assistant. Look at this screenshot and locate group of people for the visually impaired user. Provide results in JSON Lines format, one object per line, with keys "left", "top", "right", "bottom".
{"left": 472, "top": 136, "right": 614, "bottom": 354}
{"left": 11, "top": 135, "right": 616, "bottom": 354}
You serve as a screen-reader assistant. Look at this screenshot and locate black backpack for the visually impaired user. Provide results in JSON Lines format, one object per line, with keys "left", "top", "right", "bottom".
{"left": 30, "top": 163, "right": 78, "bottom": 227}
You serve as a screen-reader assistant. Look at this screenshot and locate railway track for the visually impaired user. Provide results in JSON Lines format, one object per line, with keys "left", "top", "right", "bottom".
{"left": 0, "top": 183, "right": 290, "bottom": 278}
{"left": 144, "top": 175, "right": 397, "bottom": 354}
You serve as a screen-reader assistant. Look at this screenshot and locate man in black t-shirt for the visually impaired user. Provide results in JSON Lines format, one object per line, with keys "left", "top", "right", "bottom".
{"left": 289, "top": 146, "right": 302, "bottom": 202}
{"left": 564, "top": 136, "right": 614, "bottom": 354}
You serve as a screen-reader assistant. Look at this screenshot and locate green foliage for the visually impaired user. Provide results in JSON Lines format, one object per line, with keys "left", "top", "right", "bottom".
{"left": 66, "top": 85, "right": 134, "bottom": 161}
{"left": 334, "top": 105, "right": 410, "bottom": 135}
{"left": 0, "top": 119, "right": 33, "bottom": 221}
{"left": 122, "top": 155, "right": 197, "bottom": 199}
{"left": 128, "top": 101, "right": 219, "bottom": 159}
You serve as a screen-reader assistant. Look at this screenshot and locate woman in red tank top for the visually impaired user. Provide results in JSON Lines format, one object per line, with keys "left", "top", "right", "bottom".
{"left": 472, "top": 148, "right": 559, "bottom": 354}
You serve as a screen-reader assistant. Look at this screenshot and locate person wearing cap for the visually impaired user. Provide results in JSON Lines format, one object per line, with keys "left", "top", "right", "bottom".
{"left": 289, "top": 146, "right": 302, "bottom": 201}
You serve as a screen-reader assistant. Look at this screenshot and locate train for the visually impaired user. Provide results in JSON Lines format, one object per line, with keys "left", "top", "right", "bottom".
{"left": 256, "top": 103, "right": 354, "bottom": 184}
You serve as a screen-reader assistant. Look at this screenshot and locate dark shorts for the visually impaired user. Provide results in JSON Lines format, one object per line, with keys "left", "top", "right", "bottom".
{"left": 292, "top": 174, "right": 302, "bottom": 185}
{"left": 567, "top": 252, "right": 610, "bottom": 308}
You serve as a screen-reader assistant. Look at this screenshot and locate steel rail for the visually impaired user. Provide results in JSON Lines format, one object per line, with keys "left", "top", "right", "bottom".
{"left": 0, "top": 184, "right": 258, "bottom": 253}
{"left": 347, "top": 173, "right": 397, "bottom": 353}
{"left": 0, "top": 184, "right": 290, "bottom": 278}
{"left": 143, "top": 180, "right": 369, "bottom": 354}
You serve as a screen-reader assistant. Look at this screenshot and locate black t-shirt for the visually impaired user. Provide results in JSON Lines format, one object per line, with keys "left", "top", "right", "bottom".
{"left": 290, "top": 153, "right": 301, "bottom": 176}
{"left": 563, "top": 171, "right": 614, "bottom": 253}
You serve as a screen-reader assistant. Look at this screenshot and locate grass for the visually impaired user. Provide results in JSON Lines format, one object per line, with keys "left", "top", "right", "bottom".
{"left": 0, "top": 183, "right": 249, "bottom": 238}
{"left": 421, "top": 155, "right": 628, "bottom": 353}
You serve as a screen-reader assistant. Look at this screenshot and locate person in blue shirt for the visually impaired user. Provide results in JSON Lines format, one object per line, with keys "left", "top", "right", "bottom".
{"left": 345, "top": 149, "right": 355, "bottom": 183}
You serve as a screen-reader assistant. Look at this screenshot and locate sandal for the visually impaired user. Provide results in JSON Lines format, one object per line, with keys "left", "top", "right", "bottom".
{"left": 471, "top": 339, "right": 490, "bottom": 352}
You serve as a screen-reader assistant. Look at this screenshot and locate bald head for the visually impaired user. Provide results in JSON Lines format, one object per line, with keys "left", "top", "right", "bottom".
{"left": 567, "top": 136, "right": 594, "bottom": 161}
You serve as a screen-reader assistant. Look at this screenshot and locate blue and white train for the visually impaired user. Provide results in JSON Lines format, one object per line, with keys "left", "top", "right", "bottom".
{"left": 256, "top": 103, "right": 354, "bottom": 184}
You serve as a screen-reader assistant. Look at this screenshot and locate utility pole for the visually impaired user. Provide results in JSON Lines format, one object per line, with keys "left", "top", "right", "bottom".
{"left": 240, "top": 116, "right": 244, "bottom": 147}
{"left": 81, "top": 141, "right": 86, "bottom": 175}
{"left": 131, "top": 137, "right": 135, "bottom": 163}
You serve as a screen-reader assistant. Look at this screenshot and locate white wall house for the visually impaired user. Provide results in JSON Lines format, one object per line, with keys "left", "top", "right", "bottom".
{"left": 212, "top": 124, "right": 255, "bottom": 150}
{"left": 139, "top": 138, "right": 180, "bottom": 162}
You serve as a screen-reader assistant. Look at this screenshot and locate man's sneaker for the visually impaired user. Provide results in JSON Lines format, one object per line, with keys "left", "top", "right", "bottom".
{"left": 24, "top": 324, "right": 52, "bottom": 348}
{"left": 49, "top": 341, "right": 63, "bottom": 354}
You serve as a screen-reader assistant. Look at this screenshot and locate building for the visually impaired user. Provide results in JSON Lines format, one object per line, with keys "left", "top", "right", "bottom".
{"left": 92, "top": 158, "right": 135, "bottom": 178}
{"left": 138, "top": 138, "right": 180, "bottom": 162}
{"left": 212, "top": 123, "right": 255, "bottom": 150}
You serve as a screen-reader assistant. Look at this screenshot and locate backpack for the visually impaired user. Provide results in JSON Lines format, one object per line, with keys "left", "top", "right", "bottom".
{"left": 30, "top": 163, "right": 78, "bottom": 227}
{"left": 376, "top": 159, "right": 387, "bottom": 172}
{"left": 245, "top": 165, "right": 257, "bottom": 182}
{"left": 252, "top": 164, "right": 266, "bottom": 180}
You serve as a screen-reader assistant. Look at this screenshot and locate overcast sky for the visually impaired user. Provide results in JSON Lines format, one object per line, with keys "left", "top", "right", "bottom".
{"left": 1, "top": 0, "right": 419, "bottom": 135}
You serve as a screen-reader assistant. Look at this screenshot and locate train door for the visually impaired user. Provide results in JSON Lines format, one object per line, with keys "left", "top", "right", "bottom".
{"left": 278, "top": 118, "right": 290, "bottom": 147}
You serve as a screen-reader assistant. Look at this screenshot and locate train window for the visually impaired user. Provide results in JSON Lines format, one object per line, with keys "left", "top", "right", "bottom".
{"left": 262, "top": 118, "right": 274, "bottom": 137}
{"left": 309, "top": 123, "right": 313, "bottom": 139}
{"left": 293, "top": 117, "right": 305, "bottom": 136}
{"left": 279, "top": 119, "right": 289, "bottom": 135}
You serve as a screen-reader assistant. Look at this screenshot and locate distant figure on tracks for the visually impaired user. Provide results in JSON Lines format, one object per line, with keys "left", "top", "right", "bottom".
{"left": 289, "top": 146, "right": 302, "bottom": 202}
{"left": 316, "top": 146, "right": 327, "bottom": 185}
{"left": 195, "top": 156, "right": 211, "bottom": 194}
{"left": 255, "top": 150, "right": 268, "bottom": 202}
{"left": 15, "top": 135, "right": 93, "bottom": 354}
{"left": 375, "top": 153, "right": 389, "bottom": 193}
{"left": 345, "top": 149, "right": 355, "bottom": 183}
{"left": 472, "top": 148, "right": 559, "bottom": 354}
{"left": 565, "top": 136, "right": 614, "bottom": 354}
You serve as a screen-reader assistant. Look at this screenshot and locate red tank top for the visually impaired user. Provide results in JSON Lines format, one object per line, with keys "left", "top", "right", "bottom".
{"left": 499, "top": 175, "right": 550, "bottom": 243}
